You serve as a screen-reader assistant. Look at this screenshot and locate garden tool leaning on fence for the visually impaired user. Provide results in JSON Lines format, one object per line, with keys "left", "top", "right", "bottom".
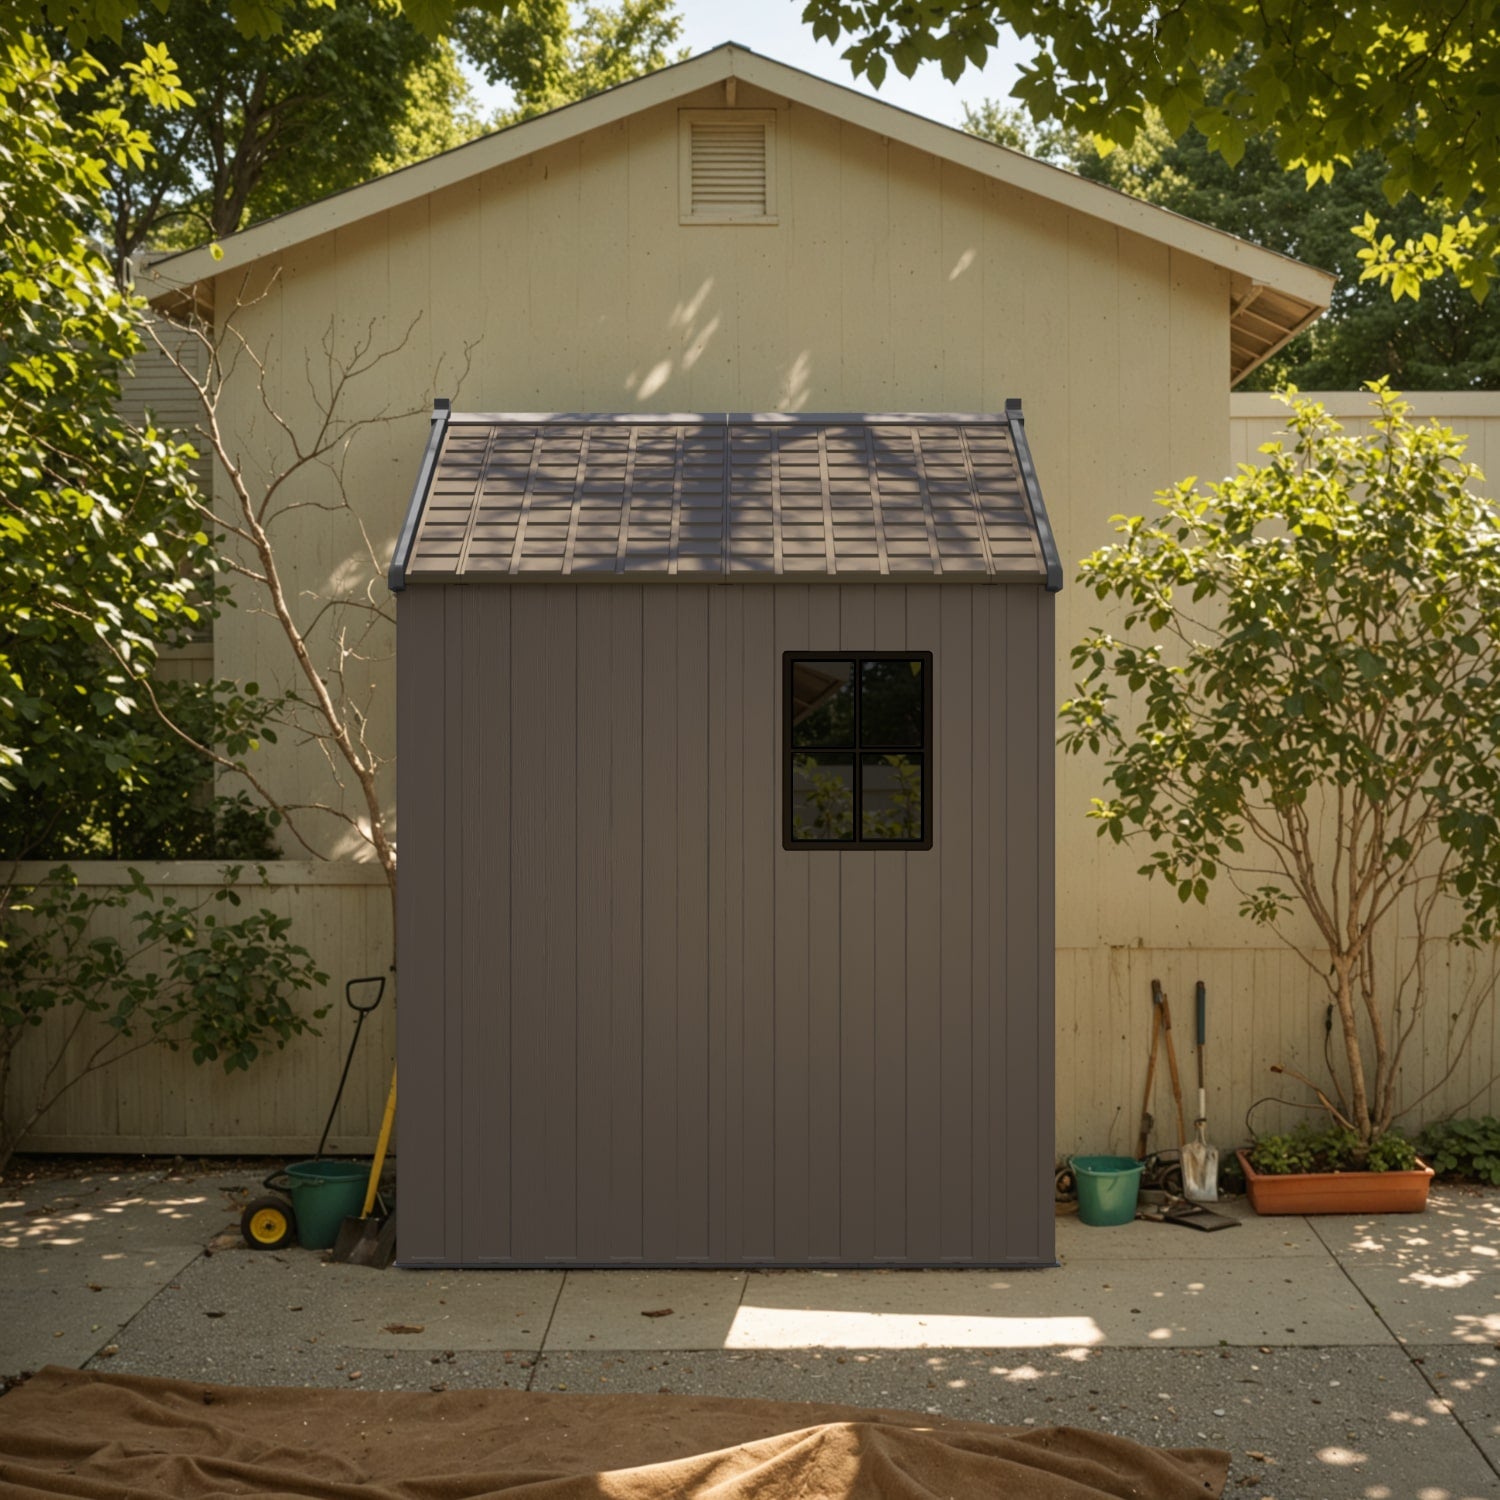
{"left": 1181, "top": 980, "right": 1219, "bottom": 1203}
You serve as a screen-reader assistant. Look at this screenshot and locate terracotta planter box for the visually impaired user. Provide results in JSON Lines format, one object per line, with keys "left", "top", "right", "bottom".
{"left": 1237, "top": 1149, "right": 1434, "bottom": 1215}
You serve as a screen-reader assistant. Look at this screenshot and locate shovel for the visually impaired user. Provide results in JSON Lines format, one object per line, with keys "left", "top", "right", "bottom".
{"left": 331, "top": 1065, "right": 397, "bottom": 1267}
{"left": 1182, "top": 981, "right": 1219, "bottom": 1203}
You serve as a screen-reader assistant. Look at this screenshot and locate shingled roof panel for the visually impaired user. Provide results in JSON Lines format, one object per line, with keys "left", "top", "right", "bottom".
{"left": 389, "top": 410, "right": 1062, "bottom": 590}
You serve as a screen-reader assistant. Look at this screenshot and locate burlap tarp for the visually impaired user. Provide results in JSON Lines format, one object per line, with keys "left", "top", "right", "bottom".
{"left": 0, "top": 1367, "right": 1226, "bottom": 1499}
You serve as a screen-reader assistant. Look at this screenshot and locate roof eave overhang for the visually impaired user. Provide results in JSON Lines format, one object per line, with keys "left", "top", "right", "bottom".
{"left": 142, "top": 43, "right": 1333, "bottom": 329}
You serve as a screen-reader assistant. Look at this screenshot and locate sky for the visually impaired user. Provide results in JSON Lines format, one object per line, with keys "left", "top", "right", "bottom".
{"left": 468, "top": 0, "right": 1029, "bottom": 128}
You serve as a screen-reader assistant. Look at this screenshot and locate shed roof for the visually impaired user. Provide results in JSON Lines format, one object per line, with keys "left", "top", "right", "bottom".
{"left": 142, "top": 44, "right": 1331, "bottom": 386}
{"left": 389, "top": 405, "right": 1062, "bottom": 591}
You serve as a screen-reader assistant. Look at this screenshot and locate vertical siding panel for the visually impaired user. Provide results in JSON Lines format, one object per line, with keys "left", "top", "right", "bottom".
{"left": 839, "top": 846, "right": 877, "bottom": 1261}
{"left": 772, "top": 585, "right": 812, "bottom": 1262}
{"left": 721, "top": 588, "right": 746, "bottom": 1261}
{"left": 839, "top": 125, "right": 893, "bottom": 407}
{"left": 623, "top": 111, "right": 680, "bottom": 411}
{"left": 526, "top": 142, "right": 581, "bottom": 403}
{"left": 938, "top": 587, "right": 974, "bottom": 1259}
{"left": 806, "top": 586, "right": 843, "bottom": 1259}
{"left": 785, "top": 105, "right": 843, "bottom": 409}
{"left": 609, "top": 588, "right": 645, "bottom": 1260}
{"left": 903, "top": 585, "right": 942, "bottom": 1262}
{"left": 707, "top": 588, "right": 729, "bottom": 1260}
{"left": 462, "top": 588, "right": 511, "bottom": 1261}
{"left": 888, "top": 146, "right": 944, "bottom": 409}
{"left": 508, "top": 587, "right": 550, "bottom": 1260}
{"left": 543, "top": 588, "right": 579, "bottom": 1259}
{"left": 1003, "top": 588, "right": 1044, "bottom": 1261}
{"left": 740, "top": 587, "right": 777, "bottom": 1258}
{"left": 968, "top": 589, "right": 992, "bottom": 1257}
{"left": 869, "top": 585, "right": 907, "bottom": 1259}
{"left": 986, "top": 590, "right": 1013, "bottom": 1233}
{"left": 676, "top": 587, "right": 711, "bottom": 1258}
{"left": 575, "top": 588, "right": 614, "bottom": 1258}
{"left": 576, "top": 122, "right": 629, "bottom": 407}
{"left": 1034, "top": 595, "right": 1057, "bottom": 1259}
{"left": 396, "top": 590, "right": 446, "bottom": 1262}
{"left": 641, "top": 588, "right": 679, "bottom": 1259}
{"left": 939, "top": 161, "right": 986, "bottom": 410}
{"left": 441, "top": 588, "right": 465, "bottom": 1260}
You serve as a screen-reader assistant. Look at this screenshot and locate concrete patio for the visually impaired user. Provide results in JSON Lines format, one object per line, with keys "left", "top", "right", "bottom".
{"left": 1, "top": 1163, "right": 1497, "bottom": 1499}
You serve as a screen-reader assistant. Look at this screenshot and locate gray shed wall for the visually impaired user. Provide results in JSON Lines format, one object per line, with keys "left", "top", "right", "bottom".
{"left": 397, "top": 581, "right": 1055, "bottom": 1267}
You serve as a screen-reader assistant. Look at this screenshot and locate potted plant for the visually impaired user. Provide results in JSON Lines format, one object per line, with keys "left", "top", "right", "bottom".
{"left": 1238, "top": 1125, "right": 1432, "bottom": 1215}
{"left": 1060, "top": 387, "right": 1500, "bottom": 1209}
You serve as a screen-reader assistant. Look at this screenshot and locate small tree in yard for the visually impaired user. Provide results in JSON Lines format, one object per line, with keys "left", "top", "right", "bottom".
{"left": 1060, "top": 386, "right": 1500, "bottom": 1152}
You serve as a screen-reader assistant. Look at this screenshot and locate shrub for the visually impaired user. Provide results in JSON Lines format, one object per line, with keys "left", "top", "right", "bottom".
{"left": 1416, "top": 1116, "right": 1500, "bottom": 1185}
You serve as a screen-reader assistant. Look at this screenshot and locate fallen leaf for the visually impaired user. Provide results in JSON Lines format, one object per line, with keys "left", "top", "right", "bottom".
{"left": 205, "top": 1311, "right": 226, "bottom": 1319}
{"left": 641, "top": 1308, "right": 674, "bottom": 1318}
{"left": 384, "top": 1324, "right": 425, "bottom": 1335}
{"left": 348, "top": 1371, "right": 363, "bottom": 1381}
{"left": 87, "top": 1284, "right": 103, "bottom": 1293}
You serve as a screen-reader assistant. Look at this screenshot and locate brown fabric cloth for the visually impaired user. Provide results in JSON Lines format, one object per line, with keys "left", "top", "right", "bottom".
{"left": 0, "top": 1367, "right": 1226, "bottom": 1500}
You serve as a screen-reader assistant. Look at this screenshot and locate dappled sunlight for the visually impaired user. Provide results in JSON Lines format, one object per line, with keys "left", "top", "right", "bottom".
{"left": 1450, "top": 1312, "right": 1500, "bottom": 1343}
{"left": 948, "top": 247, "right": 976, "bottom": 281}
{"left": 1317, "top": 1444, "right": 1370, "bottom": 1466}
{"left": 725, "top": 1304, "right": 1105, "bottom": 1350}
{"left": 624, "top": 278, "right": 722, "bottom": 406}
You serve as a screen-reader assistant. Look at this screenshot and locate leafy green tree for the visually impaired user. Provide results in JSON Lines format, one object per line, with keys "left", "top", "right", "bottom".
{"left": 963, "top": 100, "right": 1500, "bottom": 389}
{"left": 806, "top": 0, "right": 1500, "bottom": 299}
{"left": 1059, "top": 388, "right": 1500, "bottom": 1150}
{"left": 66, "top": 0, "right": 682, "bottom": 267}
{"left": 0, "top": 26, "right": 214, "bottom": 824}
{"left": 481, "top": 0, "right": 684, "bottom": 124}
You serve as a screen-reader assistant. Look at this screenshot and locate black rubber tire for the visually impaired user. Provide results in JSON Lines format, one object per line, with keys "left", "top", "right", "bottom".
{"left": 241, "top": 1195, "right": 296, "bottom": 1250}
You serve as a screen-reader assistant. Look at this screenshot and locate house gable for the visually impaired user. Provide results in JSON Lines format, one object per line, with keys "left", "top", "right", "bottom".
{"left": 141, "top": 44, "right": 1330, "bottom": 385}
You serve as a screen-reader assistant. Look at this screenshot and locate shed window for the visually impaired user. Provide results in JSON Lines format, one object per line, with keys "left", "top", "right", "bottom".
{"left": 784, "top": 652, "right": 932, "bottom": 849}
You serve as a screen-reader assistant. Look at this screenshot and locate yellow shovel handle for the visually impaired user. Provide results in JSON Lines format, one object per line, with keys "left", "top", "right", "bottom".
{"left": 361, "top": 1066, "right": 397, "bottom": 1219}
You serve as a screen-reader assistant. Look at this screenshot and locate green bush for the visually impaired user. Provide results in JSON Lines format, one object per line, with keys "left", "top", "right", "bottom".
{"left": 1416, "top": 1117, "right": 1500, "bottom": 1185}
{"left": 1249, "top": 1123, "right": 1417, "bottom": 1175}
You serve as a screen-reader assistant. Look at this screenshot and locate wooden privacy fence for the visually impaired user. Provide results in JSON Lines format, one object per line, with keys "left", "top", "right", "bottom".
{"left": 8, "top": 394, "right": 1500, "bottom": 1160}
{"left": 5, "top": 862, "right": 393, "bottom": 1156}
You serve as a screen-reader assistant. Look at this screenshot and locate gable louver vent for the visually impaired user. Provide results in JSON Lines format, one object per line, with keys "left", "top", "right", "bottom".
{"left": 679, "top": 109, "right": 777, "bottom": 224}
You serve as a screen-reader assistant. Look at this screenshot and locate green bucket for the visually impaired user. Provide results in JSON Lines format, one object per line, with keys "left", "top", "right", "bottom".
{"left": 1071, "top": 1155, "right": 1143, "bottom": 1227}
{"left": 283, "top": 1159, "right": 370, "bottom": 1249}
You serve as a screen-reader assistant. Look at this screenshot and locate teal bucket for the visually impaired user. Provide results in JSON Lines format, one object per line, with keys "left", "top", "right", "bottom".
{"left": 1071, "top": 1155, "right": 1143, "bottom": 1227}
{"left": 283, "top": 1160, "right": 370, "bottom": 1249}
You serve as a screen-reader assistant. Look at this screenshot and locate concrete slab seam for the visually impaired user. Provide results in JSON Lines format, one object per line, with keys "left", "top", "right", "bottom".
{"left": 1308, "top": 1211, "right": 1500, "bottom": 1487}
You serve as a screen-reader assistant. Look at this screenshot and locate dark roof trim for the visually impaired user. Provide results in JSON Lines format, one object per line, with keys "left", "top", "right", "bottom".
{"left": 439, "top": 411, "right": 1018, "bottom": 426}
{"left": 1004, "top": 398, "right": 1064, "bottom": 594}
{"left": 388, "top": 399, "right": 451, "bottom": 594}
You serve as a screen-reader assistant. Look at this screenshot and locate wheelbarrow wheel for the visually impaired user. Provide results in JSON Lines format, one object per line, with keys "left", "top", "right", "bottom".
{"left": 242, "top": 1196, "right": 296, "bottom": 1250}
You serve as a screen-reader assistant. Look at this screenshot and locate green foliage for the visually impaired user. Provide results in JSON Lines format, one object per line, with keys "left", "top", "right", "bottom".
{"left": 1059, "top": 387, "right": 1500, "bottom": 1145}
{"left": 0, "top": 25, "right": 214, "bottom": 799}
{"left": 482, "top": 0, "right": 684, "bottom": 125}
{"left": 964, "top": 97, "right": 1500, "bottom": 390}
{"left": 808, "top": 0, "right": 1500, "bottom": 299}
{"left": 1417, "top": 1116, "right": 1500, "bottom": 1185}
{"left": 0, "top": 863, "right": 328, "bottom": 1168}
{"left": 1250, "top": 1124, "right": 1417, "bottom": 1175}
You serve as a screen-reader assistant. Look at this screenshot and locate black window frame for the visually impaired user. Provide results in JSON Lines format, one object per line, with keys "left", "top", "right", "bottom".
{"left": 782, "top": 650, "right": 934, "bottom": 851}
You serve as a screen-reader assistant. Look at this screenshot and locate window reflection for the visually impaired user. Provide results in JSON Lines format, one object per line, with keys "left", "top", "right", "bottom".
{"left": 784, "top": 653, "right": 930, "bottom": 848}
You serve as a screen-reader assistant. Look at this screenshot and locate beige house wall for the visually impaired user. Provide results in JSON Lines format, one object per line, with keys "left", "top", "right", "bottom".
{"left": 17, "top": 84, "right": 1498, "bottom": 1159}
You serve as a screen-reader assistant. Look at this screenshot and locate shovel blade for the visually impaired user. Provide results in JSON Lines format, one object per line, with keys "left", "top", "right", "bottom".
{"left": 331, "top": 1210, "right": 397, "bottom": 1268}
{"left": 1182, "top": 1137, "right": 1219, "bottom": 1203}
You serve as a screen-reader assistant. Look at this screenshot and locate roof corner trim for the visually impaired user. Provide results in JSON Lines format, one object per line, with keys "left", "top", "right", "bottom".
{"left": 388, "top": 399, "right": 451, "bottom": 594}
{"left": 1004, "top": 399, "right": 1064, "bottom": 593}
